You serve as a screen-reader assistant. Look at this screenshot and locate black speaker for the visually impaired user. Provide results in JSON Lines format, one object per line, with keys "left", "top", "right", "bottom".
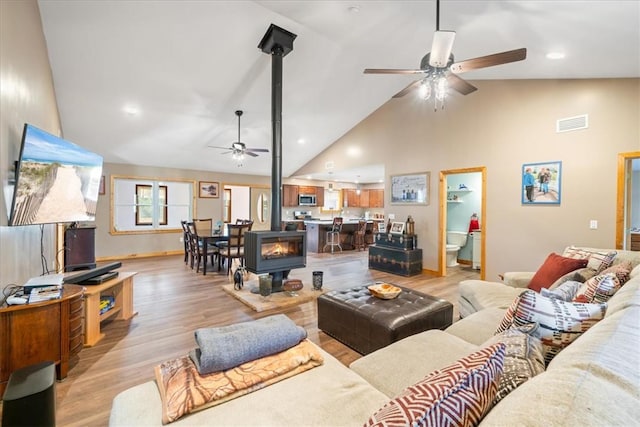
{"left": 64, "top": 226, "right": 96, "bottom": 272}
{"left": 2, "top": 361, "right": 56, "bottom": 427}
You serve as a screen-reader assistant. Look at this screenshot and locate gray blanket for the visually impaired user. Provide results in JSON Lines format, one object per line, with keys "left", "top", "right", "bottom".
{"left": 189, "top": 314, "right": 307, "bottom": 374}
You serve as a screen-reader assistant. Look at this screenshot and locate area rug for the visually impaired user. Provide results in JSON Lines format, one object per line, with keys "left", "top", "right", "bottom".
{"left": 222, "top": 282, "right": 327, "bottom": 312}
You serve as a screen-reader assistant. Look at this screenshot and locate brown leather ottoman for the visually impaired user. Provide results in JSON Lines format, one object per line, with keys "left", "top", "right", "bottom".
{"left": 317, "top": 285, "right": 453, "bottom": 354}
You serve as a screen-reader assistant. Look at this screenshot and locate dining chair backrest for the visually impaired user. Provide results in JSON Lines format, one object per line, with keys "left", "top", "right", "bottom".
{"left": 193, "top": 218, "right": 213, "bottom": 236}
{"left": 331, "top": 217, "right": 343, "bottom": 233}
{"left": 225, "top": 223, "right": 251, "bottom": 256}
{"left": 356, "top": 220, "right": 367, "bottom": 235}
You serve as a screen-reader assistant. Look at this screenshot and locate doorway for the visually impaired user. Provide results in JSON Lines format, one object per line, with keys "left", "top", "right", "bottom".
{"left": 439, "top": 167, "right": 486, "bottom": 279}
{"left": 616, "top": 151, "right": 640, "bottom": 250}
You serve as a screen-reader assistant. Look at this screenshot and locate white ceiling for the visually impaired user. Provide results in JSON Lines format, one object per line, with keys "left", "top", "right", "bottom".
{"left": 38, "top": 1, "right": 639, "bottom": 184}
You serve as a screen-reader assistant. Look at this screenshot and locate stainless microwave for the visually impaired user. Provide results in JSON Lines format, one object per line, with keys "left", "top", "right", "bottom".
{"left": 298, "top": 194, "right": 316, "bottom": 206}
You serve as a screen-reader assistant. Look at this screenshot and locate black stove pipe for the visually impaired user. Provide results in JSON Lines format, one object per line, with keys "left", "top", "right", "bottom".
{"left": 258, "top": 24, "right": 297, "bottom": 292}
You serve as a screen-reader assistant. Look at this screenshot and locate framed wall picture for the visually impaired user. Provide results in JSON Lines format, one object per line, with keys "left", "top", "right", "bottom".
{"left": 199, "top": 181, "right": 220, "bottom": 198}
{"left": 390, "top": 221, "right": 405, "bottom": 234}
{"left": 377, "top": 221, "right": 387, "bottom": 233}
{"left": 390, "top": 172, "right": 429, "bottom": 205}
{"left": 522, "top": 161, "right": 562, "bottom": 205}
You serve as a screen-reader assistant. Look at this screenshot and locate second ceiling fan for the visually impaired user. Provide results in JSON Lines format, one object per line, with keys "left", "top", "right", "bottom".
{"left": 364, "top": 0, "right": 527, "bottom": 109}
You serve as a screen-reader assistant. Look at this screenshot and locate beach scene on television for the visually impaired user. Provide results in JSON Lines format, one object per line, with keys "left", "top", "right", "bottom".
{"left": 10, "top": 124, "right": 103, "bottom": 226}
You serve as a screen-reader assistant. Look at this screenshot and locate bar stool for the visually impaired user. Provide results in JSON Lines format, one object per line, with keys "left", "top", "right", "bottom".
{"left": 323, "top": 217, "right": 343, "bottom": 253}
{"left": 353, "top": 220, "right": 367, "bottom": 251}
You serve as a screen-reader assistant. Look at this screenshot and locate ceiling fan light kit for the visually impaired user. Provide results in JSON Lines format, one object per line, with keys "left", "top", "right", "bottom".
{"left": 364, "top": 0, "right": 527, "bottom": 111}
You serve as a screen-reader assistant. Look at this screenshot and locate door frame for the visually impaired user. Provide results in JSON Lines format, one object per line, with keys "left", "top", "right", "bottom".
{"left": 616, "top": 151, "right": 640, "bottom": 249}
{"left": 439, "top": 166, "right": 487, "bottom": 279}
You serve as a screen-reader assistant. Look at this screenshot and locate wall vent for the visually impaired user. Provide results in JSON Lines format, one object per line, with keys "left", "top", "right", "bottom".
{"left": 556, "top": 114, "right": 588, "bottom": 133}
{"left": 325, "top": 161, "right": 334, "bottom": 170}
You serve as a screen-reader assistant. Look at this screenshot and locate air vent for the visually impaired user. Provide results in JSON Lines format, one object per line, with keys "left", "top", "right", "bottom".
{"left": 325, "top": 161, "right": 334, "bottom": 170}
{"left": 556, "top": 114, "right": 588, "bottom": 133}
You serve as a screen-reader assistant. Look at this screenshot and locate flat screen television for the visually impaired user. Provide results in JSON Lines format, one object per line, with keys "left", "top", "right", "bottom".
{"left": 8, "top": 123, "right": 103, "bottom": 226}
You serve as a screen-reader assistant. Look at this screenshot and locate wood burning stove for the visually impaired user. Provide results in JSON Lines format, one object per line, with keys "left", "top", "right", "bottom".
{"left": 245, "top": 231, "right": 306, "bottom": 274}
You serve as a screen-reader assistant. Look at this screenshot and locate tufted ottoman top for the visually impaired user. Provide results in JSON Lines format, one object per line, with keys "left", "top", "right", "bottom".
{"left": 317, "top": 285, "right": 453, "bottom": 354}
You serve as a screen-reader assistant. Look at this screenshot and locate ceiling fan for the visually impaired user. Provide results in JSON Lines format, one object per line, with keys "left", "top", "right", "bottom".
{"left": 364, "top": 0, "right": 526, "bottom": 109}
{"left": 208, "top": 110, "right": 269, "bottom": 159}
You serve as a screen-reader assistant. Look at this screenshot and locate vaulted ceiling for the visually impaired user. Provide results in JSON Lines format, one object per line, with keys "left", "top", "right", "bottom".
{"left": 38, "top": 1, "right": 639, "bottom": 183}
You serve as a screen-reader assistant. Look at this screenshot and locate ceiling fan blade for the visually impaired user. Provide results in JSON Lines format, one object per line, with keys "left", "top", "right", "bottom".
{"left": 207, "top": 145, "right": 232, "bottom": 150}
{"left": 446, "top": 73, "right": 477, "bottom": 95}
{"left": 246, "top": 148, "right": 269, "bottom": 153}
{"left": 392, "top": 80, "right": 423, "bottom": 98}
{"left": 364, "top": 68, "right": 428, "bottom": 75}
{"left": 219, "top": 151, "right": 233, "bottom": 155}
{"left": 244, "top": 151, "right": 259, "bottom": 157}
{"left": 428, "top": 31, "right": 456, "bottom": 67}
{"left": 450, "top": 48, "right": 527, "bottom": 74}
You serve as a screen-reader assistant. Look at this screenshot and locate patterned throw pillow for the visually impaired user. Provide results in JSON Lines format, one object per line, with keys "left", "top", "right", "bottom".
{"left": 496, "top": 290, "right": 606, "bottom": 365}
{"left": 574, "top": 272, "right": 623, "bottom": 304}
{"left": 541, "top": 280, "right": 583, "bottom": 301}
{"left": 364, "top": 344, "right": 506, "bottom": 427}
{"left": 528, "top": 253, "right": 589, "bottom": 292}
{"left": 482, "top": 326, "right": 545, "bottom": 405}
{"left": 563, "top": 246, "right": 617, "bottom": 273}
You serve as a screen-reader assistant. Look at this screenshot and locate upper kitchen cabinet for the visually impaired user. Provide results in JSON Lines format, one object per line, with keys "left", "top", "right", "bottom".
{"left": 283, "top": 184, "right": 299, "bottom": 207}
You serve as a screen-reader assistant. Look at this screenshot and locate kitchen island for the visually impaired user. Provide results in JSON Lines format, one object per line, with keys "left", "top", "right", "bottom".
{"left": 304, "top": 219, "right": 381, "bottom": 253}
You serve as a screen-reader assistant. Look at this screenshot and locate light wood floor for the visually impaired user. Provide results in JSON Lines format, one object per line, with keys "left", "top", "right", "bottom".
{"left": 3, "top": 251, "right": 479, "bottom": 426}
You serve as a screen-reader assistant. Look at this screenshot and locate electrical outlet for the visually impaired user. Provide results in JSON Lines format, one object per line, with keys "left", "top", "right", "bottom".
{"left": 179, "top": 237, "right": 184, "bottom": 242}
{"left": 589, "top": 220, "right": 598, "bottom": 230}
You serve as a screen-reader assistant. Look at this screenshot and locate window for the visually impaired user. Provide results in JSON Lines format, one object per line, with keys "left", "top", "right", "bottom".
{"left": 112, "top": 176, "right": 194, "bottom": 234}
{"left": 135, "top": 184, "right": 168, "bottom": 225}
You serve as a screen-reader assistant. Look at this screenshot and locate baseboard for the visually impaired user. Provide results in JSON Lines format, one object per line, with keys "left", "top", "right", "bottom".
{"left": 97, "top": 250, "right": 183, "bottom": 262}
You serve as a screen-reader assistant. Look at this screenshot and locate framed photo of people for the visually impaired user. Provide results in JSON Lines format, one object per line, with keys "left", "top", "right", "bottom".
{"left": 522, "top": 161, "right": 562, "bottom": 205}
{"left": 390, "top": 172, "right": 429, "bottom": 205}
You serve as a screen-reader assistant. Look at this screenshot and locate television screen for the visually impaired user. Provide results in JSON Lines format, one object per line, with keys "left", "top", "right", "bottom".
{"left": 9, "top": 123, "right": 103, "bottom": 226}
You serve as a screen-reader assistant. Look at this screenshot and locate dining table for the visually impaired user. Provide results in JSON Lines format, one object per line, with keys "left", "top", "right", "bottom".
{"left": 199, "top": 232, "right": 228, "bottom": 275}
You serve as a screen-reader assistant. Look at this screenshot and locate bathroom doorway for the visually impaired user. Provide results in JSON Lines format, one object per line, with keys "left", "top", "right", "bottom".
{"left": 616, "top": 152, "right": 640, "bottom": 250}
{"left": 439, "top": 167, "right": 486, "bottom": 279}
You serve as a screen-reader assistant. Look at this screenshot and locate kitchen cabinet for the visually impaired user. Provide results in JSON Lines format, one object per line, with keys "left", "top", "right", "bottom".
{"left": 315, "top": 186, "right": 324, "bottom": 206}
{"left": 368, "top": 189, "right": 384, "bottom": 208}
{"left": 298, "top": 186, "right": 317, "bottom": 196}
{"left": 359, "top": 189, "right": 370, "bottom": 207}
{"left": 344, "top": 189, "right": 360, "bottom": 207}
{"left": 283, "top": 184, "right": 299, "bottom": 207}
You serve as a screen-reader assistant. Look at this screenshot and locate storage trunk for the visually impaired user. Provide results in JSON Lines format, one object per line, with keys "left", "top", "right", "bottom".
{"left": 368, "top": 245, "right": 423, "bottom": 276}
{"left": 372, "top": 232, "right": 417, "bottom": 250}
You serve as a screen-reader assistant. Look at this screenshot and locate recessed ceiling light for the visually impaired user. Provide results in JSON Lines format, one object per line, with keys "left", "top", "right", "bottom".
{"left": 297, "top": 138, "right": 305, "bottom": 144}
{"left": 122, "top": 105, "right": 140, "bottom": 116}
{"left": 306, "top": 175, "right": 311, "bottom": 179}
{"left": 348, "top": 5, "right": 360, "bottom": 13}
{"left": 545, "top": 52, "right": 565, "bottom": 60}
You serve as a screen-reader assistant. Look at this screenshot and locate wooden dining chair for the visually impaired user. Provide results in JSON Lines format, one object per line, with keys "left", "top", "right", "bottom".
{"left": 193, "top": 218, "right": 213, "bottom": 236}
{"left": 180, "top": 220, "right": 191, "bottom": 264}
{"left": 188, "top": 222, "right": 219, "bottom": 274}
{"left": 353, "top": 220, "right": 367, "bottom": 251}
{"left": 218, "top": 223, "right": 251, "bottom": 275}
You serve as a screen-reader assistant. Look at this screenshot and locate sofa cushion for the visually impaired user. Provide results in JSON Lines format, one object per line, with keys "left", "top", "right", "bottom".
{"left": 495, "top": 290, "right": 606, "bottom": 365}
{"left": 562, "top": 246, "right": 617, "bottom": 273}
{"left": 541, "top": 280, "right": 582, "bottom": 301}
{"left": 446, "top": 308, "right": 507, "bottom": 346}
{"left": 481, "top": 325, "right": 545, "bottom": 405}
{"left": 350, "top": 329, "right": 479, "bottom": 398}
{"left": 458, "top": 280, "right": 523, "bottom": 318}
{"left": 365, "top": 343, "right": 505, "bottom": 427}
{"left": 528, "top": 253, "right": 588, "bottom": 292}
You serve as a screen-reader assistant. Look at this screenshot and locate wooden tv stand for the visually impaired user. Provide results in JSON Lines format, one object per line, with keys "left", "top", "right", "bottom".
{"left": 82, "top": 272, "right": 137, "bottom": 347}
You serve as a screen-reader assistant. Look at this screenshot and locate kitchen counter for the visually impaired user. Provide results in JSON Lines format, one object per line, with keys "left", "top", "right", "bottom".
{"left": 303, "top": 219, "right": 382, "bottom": 253}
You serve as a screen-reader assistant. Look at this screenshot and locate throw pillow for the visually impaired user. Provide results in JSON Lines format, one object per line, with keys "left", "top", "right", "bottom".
{"left": 541, "top": 280, "right": 583, "bottom": 301}
{"left": 482, "top": 326, "right": 545, "bottom": 405}
{"left": 495, "top": 290, "right": 606, "bottom": 365}
{"left": 364, "top": 343, "right": 506, "bottom": 427}
{"left": 574, "top": 272, "right": 623, "bottom": 304}
{"left": 562, "top": 246, "right": 617, "bottom": 273}
{"left": 548, "top": 267, "right": 596, "bottom": 289}
{"left": 528, "top": 253, "right": 589, "bottom": 292}
{"left": 599, "top": 261, "right": 633, "bottom": 284}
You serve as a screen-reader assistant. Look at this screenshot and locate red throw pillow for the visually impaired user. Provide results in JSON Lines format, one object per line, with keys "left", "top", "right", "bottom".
{"left": 528, "top": 253, "right": 588, "bottom": 292}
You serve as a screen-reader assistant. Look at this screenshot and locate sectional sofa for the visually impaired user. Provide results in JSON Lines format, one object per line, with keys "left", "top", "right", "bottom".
{"left": 110, "top": 247, "right": 640, "bottom": 426}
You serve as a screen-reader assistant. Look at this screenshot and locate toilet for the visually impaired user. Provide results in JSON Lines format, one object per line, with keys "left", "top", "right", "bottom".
{"left": 446, "top": 231, "right": 469, "bottom": 267}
